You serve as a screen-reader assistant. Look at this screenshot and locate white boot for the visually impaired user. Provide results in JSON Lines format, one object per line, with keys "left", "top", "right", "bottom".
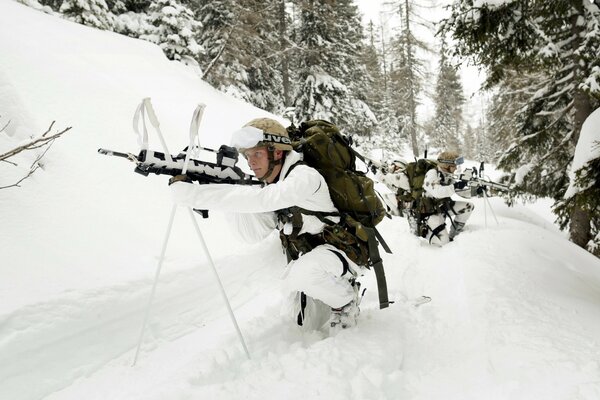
{"left": 449, "top": 221, "right": 466, "bottom": 241}
{"left": 329, "top": 281, "right": 361, "bottom": 333}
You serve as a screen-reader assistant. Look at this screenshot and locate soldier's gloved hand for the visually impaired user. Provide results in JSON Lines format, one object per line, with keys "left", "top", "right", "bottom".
{"left": 170, "top": 176, "right": 199, "bottom": 208}
{"left": 168, "top": 174, "right": 192, "bottom": 186}
{"left": 460, "top": 169, "right": 473, "bottom": 181}
{"left": 454, "top": 180, "right": 468, "bottom": 190}
{"left": 369, "top": 162, "right": 378, "bottom": 174}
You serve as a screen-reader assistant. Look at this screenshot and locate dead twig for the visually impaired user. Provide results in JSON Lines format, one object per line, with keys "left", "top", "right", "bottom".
{"left": 0, "top": 121, "right": 72, "bottom": 189}
{"left": 0, "top": 122, "right": 71, "bottom": 162}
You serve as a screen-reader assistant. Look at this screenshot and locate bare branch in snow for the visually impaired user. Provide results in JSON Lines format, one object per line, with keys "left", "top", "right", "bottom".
{"left": 0, "top": 120, "right": 72, "bottom": 189}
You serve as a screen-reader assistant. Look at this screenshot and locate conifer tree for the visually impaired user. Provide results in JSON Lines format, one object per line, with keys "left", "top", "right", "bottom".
{"left": 293, "top": 0, "right": 375, "bottom": 133}
{"left": 59, "top": 0, "right": 115, "bottom": 29}
{"left": 387, "top": 0, "right": 430, "bottom": 157}
{"left": 442, "top": 0, "right": 600, "bottom": 252}
{"left": 141, "top": 0, "right": 202, "bottom": 61}
{"left": 334, "top": 0, "right": 377, "bottom": 136}
{"left": 362, "top": 21, "right": 385, "bottom": 130}
{"left": 196, "top": 0, "right": 283, "bottom": 112}
{"left": 462, "top": 124, "right": 476, "bottom": 159}
{"left": 428, "top": 41, "right": 465, "bottom": 153}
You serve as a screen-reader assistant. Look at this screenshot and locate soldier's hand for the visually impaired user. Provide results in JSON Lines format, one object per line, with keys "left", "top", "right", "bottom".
{"left": 369, "top": 162, "right": 379, "bottom": 174}
{"left": 168, "top": 174, "right": 192, "bottom": 185}
{"left": 454, "top": 180, "right": 468, "bottom": 190}
{"left": 460, "top": 169, "right": 473, "bottom": 181}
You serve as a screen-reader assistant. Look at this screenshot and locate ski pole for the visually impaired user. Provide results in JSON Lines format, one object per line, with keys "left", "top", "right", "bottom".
{"left": 482, "top": 190, "right": 499, "bottom": 226}
{"left": 132, "top": 101, "right": 197, "bottom": 366}
{"left": 184, "top": 105, "right": 250, "bottom": 359}
{"left": 132, "top": 205, "right": 177, "bottom": 366}
{"left": 187, "top": 208, "right": 251, "bottom": 358}
{"left": 183, "top": 104, "right": 250, "bottom": 358}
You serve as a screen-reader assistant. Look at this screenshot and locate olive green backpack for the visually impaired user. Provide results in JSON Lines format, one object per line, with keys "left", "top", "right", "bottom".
{"left": 286, "top": 120, "right": 391, "bottom": 309}
{"left": 397, "top": 158, "right": 443, "bottom": 215}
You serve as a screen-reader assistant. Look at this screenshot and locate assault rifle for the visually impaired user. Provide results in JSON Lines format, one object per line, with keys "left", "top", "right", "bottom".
{"left": 98, "top": 145, "right": 261, "bottom": 186}
{"left": 456, "top": 165, "right": 512, "bottom": 197}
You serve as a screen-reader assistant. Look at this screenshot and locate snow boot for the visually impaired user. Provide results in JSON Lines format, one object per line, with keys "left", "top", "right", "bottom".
{"left": 449, "top": 221, "right": 466, "bottom": 240}
{"left": 329, "top": 280, "right": 361, "bottom": 333}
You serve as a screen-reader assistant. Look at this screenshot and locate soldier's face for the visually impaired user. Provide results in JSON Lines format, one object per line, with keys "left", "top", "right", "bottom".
{"left": 243, "top": 146, "right": 284, "bottom": 182}
{"left": 244, "top": 147, "right": 269, "bottom": 177}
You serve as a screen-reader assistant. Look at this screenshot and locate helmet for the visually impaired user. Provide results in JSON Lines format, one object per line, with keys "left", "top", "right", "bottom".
{"left": 230, "top": 118, "right": 293, "bottom": 152}
{"left": 437, "top": 151, "right": 463, "bottom": 172}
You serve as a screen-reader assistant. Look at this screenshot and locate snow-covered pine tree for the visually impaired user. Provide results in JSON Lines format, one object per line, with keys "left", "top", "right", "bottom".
{"left": 442, "top": 0, "right": 600, "bottom": 252}
{"left": 195, "top": 0, "right": 237, "bottom": 85}
{"left": 195, "top": 0, "right": 283, "bottom": 113}
{"left": 111, "top": 0, "right": 152, "bottom": 39}
{"left": 34, "top": 0, "right": 152, "bottom": 38}
{"left": 292, "top": 0, "right": 375, "bottom": 133}
{"left": 387, "top": 0, "right": 430, "bottom": 157}
{"left": 362, "top": 21, "right": 385, "bottom": 129}
{"left": 59, "top": 0, "right": 115, "bottom": 29}
{"left": 462, "top": 124, "right": 476, "bottom": 159}
{"left": 141, "top": 0, "right": 202, "bottom": 61}
{"left": 243, "top": 0, "right": 285, "bottom": 113}
{"left": 427, "top": 40, "right": 465, "bottom": 153}
{"left": 355, "top": 20, "right": 394, "bottom": 154}
{"left": 333, "top": 0, "right": 377, "bottom": 136}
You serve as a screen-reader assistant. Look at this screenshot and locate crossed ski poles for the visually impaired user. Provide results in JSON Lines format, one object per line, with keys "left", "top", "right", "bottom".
{"left": 131, "top": 98, "right": 250, "bottom": 366}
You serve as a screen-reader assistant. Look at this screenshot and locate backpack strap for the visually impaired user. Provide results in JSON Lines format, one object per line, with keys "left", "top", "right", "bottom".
{"left": 363, "top": 226, "right": 390, "bottom": 309}
{"left": 374, "top": 227, "right": 392, "bottom": 254}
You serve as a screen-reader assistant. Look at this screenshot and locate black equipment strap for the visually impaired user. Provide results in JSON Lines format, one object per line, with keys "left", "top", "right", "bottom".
{"left": 329, "top": 249, "right": 350, "bottom": 276}
{"left": 297, "top": 292, "right": 307, "bottom": 326}
{"left": 374, "top": 227, "right": 392, "bottom": 254}
{"left": 429, "top": 223, "right": 446, "bottom": 244}
{"left": 364, "top": 226, "right": 390, "bottom": 309}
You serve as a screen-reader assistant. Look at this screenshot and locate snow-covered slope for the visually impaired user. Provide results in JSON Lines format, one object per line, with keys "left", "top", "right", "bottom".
{"left": 1, "top": 2, "right": 600, "bottom": 400}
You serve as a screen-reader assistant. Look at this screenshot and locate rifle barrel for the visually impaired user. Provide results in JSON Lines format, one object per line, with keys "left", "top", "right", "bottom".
{"left": 98, "top": 148, "right": 136, "bottom": 160}
{"left": 474, "top": 178, "right": 510, "bottom": 191}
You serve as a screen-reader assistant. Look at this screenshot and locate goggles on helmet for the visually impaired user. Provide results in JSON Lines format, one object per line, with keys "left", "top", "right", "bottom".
{"left": 438, "top": 156, "right": 464, "bottom": 166}
{"left": 230, "top": 126, "right": 292, "bottom": 151}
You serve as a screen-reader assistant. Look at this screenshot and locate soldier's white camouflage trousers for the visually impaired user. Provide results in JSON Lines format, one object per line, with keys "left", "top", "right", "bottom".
{"left": 424, "top": 199, "right": 474, "bottom": 246}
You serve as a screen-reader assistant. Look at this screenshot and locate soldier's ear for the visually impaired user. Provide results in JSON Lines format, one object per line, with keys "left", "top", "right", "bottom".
{"left": 274, "top": 149, "right": 284, "bottom": 159}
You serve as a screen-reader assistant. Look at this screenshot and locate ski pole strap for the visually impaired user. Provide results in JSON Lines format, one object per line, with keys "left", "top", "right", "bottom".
{"left": 364, "top": 227, "right": 390, "bottom": 309}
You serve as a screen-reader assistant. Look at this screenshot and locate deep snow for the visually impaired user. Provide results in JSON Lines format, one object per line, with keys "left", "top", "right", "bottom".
{"left": 1, "top": 2, "right": 600, "bottom": 400}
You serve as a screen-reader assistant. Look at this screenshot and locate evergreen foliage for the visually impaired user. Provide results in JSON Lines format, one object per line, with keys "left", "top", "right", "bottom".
{"left": 462, "top": 124, "right": 476, "bottom": 159}
{"left": 292, "top": 0, "right": 375, "bottom": 135}
{"left": 387, "top": 0, "right": 431, "bottom": 157}
{"left": 428, "top": 41, "right": 465, "bottom": 153}
{"left": 140, "top": 0, "right": 202, "bottom": 61}
{"left": 59, "top": 0, "right": 115, "bottom": 29}
{"left": 195, "top": 0, "right": 283, "bottom": 113}
{"left": 442, "top": 0, "right": 600, "bottom": 253}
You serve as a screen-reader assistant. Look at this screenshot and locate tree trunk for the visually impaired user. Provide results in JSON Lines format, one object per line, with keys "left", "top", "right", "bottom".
{"left": 404, "top": 0, "right": 419, "bottom": 157}
{"left": 567, "top": 6, "right": 593, "bottom": 250}
{"left": 570, "top": 202, "right": 591, "bottom": 248}
{"left": 279, "top": 0, "right": 291, "bottom": 107}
